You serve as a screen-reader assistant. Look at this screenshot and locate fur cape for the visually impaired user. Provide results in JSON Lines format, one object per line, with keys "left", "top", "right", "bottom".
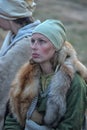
{"left": 9, "top": 61, "right": 74, "bottom": 127}
{"left": 9, "top": 41, "right": 87, "bottom": 127}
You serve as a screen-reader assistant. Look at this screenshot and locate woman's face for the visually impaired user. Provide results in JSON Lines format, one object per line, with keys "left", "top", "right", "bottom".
{"left": 30, "top": 33, "right": 56, "bottom": 63}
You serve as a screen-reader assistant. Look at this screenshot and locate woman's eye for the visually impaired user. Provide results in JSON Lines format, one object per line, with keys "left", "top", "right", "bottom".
{"left": 39, "top": 39, "right": 44, "bottom": 43}
{"left": 31, "top": 38, "right": 47, "bottom": 46}
{"left": 38, "top": 39, "right": 46, "bottom": 44}
{"left": 31, "top": 39, "right": 35, "bottom": 44}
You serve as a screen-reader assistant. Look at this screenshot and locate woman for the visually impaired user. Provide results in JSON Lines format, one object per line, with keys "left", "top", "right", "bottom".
{"left": 0, "top": 0, "right": 41, "bottom": 129}
{"left": 5, "top": 19, "right": 87, "bottom": 130}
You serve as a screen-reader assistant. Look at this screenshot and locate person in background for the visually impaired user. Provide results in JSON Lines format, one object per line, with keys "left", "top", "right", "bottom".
{"left": 4, "top": 19, "right": 87, "bottom": 130}
{"left": 0, "top": 0, "right": 40, "bottom": 129}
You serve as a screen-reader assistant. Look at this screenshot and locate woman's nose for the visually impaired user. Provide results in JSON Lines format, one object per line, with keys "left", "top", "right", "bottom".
{"left": 31, "top": 41, "right": 38, "bottom": 49}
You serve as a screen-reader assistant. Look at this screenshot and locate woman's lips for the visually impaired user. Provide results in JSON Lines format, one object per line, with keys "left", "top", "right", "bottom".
{"left": 32, "top": 53, "right": 39, "bottom": 58}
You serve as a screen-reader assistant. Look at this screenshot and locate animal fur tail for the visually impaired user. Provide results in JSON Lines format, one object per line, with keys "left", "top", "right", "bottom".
{"left": 44, "top": 64, "right": 74, "bottom": 127}
{"left": 9, "top": 61, "right": 41, "bottom": 126}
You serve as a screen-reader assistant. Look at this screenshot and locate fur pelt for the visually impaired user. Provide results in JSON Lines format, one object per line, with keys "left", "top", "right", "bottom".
{"left": 9, "top": 62, "right": 41, "bottom": 126}
{"left": 9, "top": 61, "right": 74, "bottom": 127}
{"left": 59, "top": 41, "right": 87, "bottom": 83}
{"left": 44, "top": 64, "right": 74, "bottom": 127}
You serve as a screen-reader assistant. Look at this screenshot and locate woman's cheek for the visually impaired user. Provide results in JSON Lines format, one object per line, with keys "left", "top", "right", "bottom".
{"left": 41, "top": 46, "right": 51, "bottom": 54}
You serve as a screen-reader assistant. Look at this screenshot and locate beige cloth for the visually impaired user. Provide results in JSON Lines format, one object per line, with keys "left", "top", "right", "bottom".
{"left": 0, "top": 0, "right": 36, "bottom": 20}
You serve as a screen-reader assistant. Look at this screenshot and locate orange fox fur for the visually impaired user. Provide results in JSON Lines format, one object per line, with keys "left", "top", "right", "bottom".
{"left": 9, "top": 62, "right": 42, "bottom": 126}
{"left": 59, "top": 41, "right": 87, "bottom": 83}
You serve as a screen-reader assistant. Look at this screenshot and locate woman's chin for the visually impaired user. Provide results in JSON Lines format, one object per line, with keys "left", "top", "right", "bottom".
{"left": 33, "top": 58, "right": 41, "bottom": 63}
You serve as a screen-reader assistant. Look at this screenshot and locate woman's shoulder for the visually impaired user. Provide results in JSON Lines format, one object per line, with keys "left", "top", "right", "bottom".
{"left": 67, "top": 73, "right": 87, "bottom": 106}
{"left": 12, "top": 36, "right": 31, "bottom": 56}
{"left": 71, "top": 73, "right": 87, "bottom": 92}
{"left": 16, "top": 36, "right": 31, "bottom": 46}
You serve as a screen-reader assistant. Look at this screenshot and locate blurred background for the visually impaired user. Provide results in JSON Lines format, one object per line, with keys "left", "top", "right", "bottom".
{"left": 0, "top": 0, "right": 87, "bottom": 65}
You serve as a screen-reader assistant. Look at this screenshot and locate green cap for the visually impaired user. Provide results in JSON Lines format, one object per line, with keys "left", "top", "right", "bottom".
{"left": 32, "top": 19, "right": 66, "bottom": 50}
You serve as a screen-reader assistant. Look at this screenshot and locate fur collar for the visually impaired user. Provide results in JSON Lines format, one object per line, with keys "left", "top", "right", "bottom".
{"left": 9, "top": 61, "right": 74, "bottom": 127}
